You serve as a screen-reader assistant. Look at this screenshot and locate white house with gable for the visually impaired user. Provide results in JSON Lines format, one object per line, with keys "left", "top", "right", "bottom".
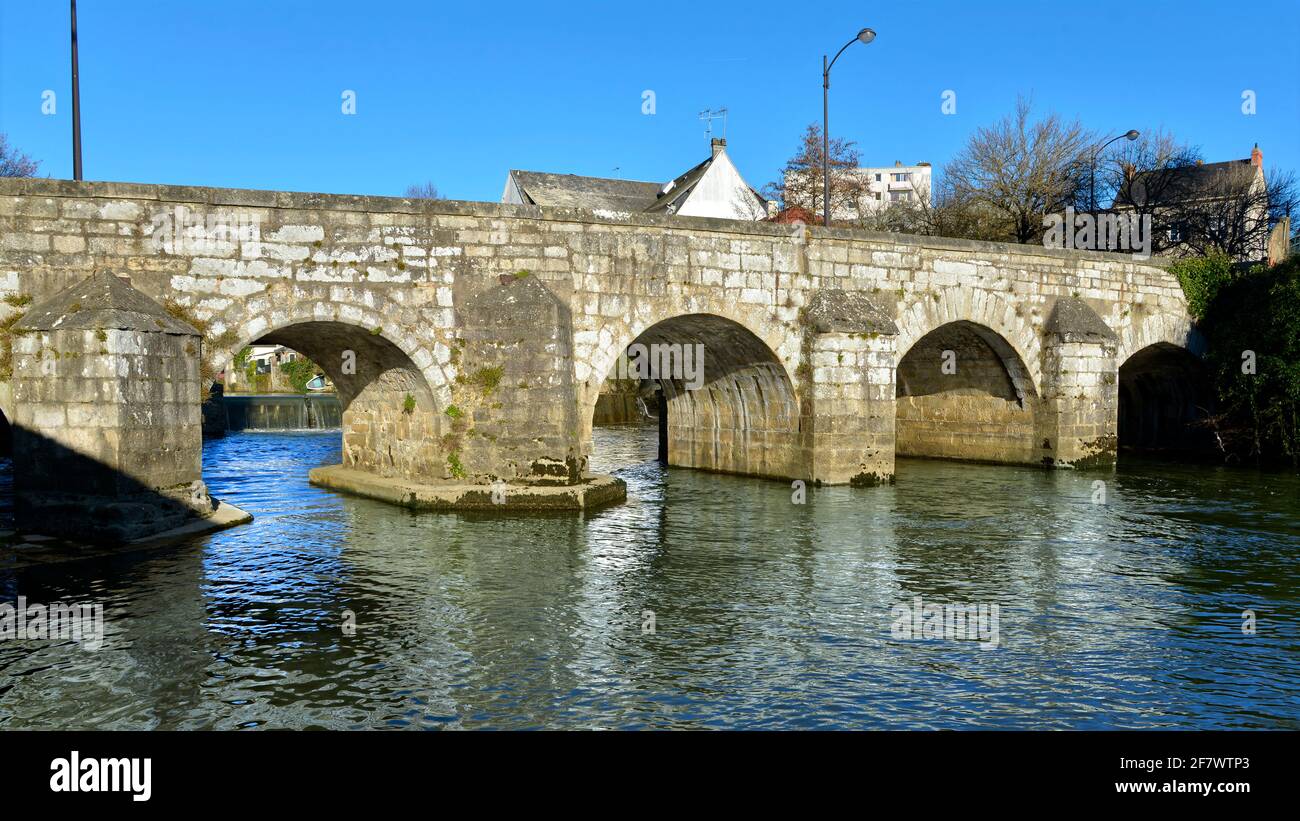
{"left": 502, "top": 139, "right": 772, "bottom": 221}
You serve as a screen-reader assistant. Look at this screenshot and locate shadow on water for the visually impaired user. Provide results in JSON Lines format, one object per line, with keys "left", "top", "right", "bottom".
{"left": 0, "top": 425, "right": 1297, "bottom": 729}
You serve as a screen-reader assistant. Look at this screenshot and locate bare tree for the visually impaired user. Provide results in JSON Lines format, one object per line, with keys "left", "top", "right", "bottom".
{"left": 0, "top": 134, "right": 40, "bottom": 178}
{"left": 1101, "top": 129, "right": 1203, "bottom": 254}
{"left": 943, "top": 98, "right": 1095, "bottom": 243}
{"left": 403, "top": 181, "right": 441, "bottom": 200}
{"left": 763, "top": 124, "right": 868, "bottom": 225}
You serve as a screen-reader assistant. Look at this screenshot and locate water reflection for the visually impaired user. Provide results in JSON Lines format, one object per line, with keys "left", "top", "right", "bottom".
{"left": 0, "top": 427, "right": 1296, "bottom": 729}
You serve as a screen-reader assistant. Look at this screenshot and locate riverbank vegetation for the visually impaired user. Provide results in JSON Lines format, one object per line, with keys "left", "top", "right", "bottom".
{"left": 1173, "top": 253, "right": 1300, "bottom": 467}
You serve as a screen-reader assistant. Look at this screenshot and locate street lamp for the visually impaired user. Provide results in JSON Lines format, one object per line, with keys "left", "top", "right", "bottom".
{"left": 71, "top": 0, "right": 83, "bottom": 181}
{"left": 822, "top": 27, "right": 875, "bottom": 227}
{"left": 1090, "top": 129, "right": 1140, "bottom": 213}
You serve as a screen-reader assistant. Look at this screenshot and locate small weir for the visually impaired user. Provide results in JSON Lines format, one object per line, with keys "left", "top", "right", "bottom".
{"left": 223, "top": 394, "right": 342, "bottom": 431}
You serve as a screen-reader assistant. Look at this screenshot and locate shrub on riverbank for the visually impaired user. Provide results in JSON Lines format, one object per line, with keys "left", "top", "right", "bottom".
{"left": 279, "top": 356, "right": 323, "bottom": 394}
{"left": 1175, "top": 253, "right": 1300, "bottom": 466}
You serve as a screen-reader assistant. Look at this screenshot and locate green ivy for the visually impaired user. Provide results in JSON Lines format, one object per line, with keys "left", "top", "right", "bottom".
{"left": 1192, "top": 254, "right": 1300, "bottom": 466}
{"left": 1169, "top": 253, "right": 1235, "bottom": 320}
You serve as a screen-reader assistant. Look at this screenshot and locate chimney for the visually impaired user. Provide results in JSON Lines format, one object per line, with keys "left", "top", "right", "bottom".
{"left": 711, "top": 138, "right": 726, "bottom": 158}
{"left": 766, "top": 199, "right": 778, "bottom": 219}
{"left": 894, "top": 160, "right": 902, "bottom": 167}
{"left": 1251, "top": 143, "right": 1263, "bottom": 167}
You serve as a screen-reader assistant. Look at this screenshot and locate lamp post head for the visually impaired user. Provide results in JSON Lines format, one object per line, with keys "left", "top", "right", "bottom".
{"left": 857, "top": 28, "right": 876, "bottom": 44}
{"left": 1124, "top": 129, "right": 1140, "bottom": 141}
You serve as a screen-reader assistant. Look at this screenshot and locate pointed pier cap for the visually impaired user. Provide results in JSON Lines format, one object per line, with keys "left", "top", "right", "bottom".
{"left": 1044, "top": 297, "right": 1118, "bottom": 343}
{"left": 803, "top": 289, "right": 898, "bottom": 335}
{"left": 15, "top": 271, "right": 199, "bottom": 335}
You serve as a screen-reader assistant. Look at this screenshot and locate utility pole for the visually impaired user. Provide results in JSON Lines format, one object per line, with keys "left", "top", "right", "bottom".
{"left": 71, "top": 0, "right": 83, "bottom": 181}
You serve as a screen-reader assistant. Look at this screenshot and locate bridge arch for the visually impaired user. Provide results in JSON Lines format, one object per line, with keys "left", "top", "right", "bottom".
{"left": 201, "top": 298, "right": 449, "bottom": 481}
{"left": 580, "top": 311, "right": 801, "bottom": 479}
{"left": 204, "top": 296, "right": 452, "bottom": 407}
{"left": 894, "top": 317, "right": 1042, "bottom": 466}
{"left": 1118, "top": 341, "right": 1216, "bottom": 457}
{"left": 1115, "top": 308, "right": 1201, "bottom": 366}
{"left": 891, "top": 289, "right": 1043, "bottom": 465}
{"left": 894, "top": 288, "right": 1042, "bottom": 394}
{"left": 1115, "top": 310, "right": 1215, "bottom": 457}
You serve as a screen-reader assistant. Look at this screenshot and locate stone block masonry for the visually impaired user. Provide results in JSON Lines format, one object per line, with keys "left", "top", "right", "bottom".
{"left": 10, "top": 271, "right": 249, "bottom": 542}
{"left": 0, "top": 178, "right": 1200, "bottom": 509}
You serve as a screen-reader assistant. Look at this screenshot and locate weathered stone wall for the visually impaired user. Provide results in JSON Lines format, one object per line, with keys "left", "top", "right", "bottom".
{"left": 0, "top": 178, "right": 1198, "bottom": 485}
{"left": 13, "top": 326, "right": 202, "bottom": 491}
{"left": 9, "top": 273, "right": 210, "bottom": 540}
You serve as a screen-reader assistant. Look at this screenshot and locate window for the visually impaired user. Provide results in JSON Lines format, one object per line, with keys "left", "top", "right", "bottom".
{"left": 874, "top": 173, "right": 882, "bottom": 182}
{"left": 892, "top": 172, "right": 911, "bottom": 182}
{"left": 890, "top": 191, "right": 911, "bottom": 202}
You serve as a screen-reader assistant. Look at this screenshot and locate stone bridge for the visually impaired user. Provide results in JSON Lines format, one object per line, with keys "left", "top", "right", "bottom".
{"left": 0, "top": 177, "right": 1204, "bottom": 516}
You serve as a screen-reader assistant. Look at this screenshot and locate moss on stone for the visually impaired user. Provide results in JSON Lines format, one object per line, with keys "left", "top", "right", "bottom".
{"left": 470, "top": 365, "right": 503, "bottom": 395}
{"left": 0, "top": 296, "right": 31, "bottom": 380}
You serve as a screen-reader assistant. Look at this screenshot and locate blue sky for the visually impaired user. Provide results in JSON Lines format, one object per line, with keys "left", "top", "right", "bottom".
{"left": 1, "top": 0, "right": 1296, "bottom": 201}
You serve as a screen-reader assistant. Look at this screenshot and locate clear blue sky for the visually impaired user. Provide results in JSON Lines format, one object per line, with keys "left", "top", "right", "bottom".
{"left": 1, "top": 0, "right": 1296, "bottom": 201}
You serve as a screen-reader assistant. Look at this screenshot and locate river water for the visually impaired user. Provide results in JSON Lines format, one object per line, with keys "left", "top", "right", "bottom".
{"left": 1, "top": 426, "right": 1297, "bottom": 729}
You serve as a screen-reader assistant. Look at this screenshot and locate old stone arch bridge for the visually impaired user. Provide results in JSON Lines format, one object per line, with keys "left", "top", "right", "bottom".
{"left": 0, "top": 177, "right": 1205, "bottom": 512}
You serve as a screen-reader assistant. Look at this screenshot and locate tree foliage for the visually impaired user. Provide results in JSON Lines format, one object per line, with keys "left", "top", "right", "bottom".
{"left": 279, "top": 356, "right": 323, "bottom": 394}
{"left": 763, "top": 124, "right": 867, "bottom": 225}
{"left": 1178, "top": 254, "right": 1300, "bottom": 466}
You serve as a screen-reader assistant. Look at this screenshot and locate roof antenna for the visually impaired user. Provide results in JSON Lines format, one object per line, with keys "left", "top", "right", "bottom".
{"left": 699, "top": 107, "right": 728, "bottom": 142}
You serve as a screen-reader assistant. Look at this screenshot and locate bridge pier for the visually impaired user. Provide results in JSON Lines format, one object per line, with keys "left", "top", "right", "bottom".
{"left": 1038, "top": 299, "right": 1121, "bottom": 469}
{"left": 9, "top": 272, "right": 250, "bottom": 543}
{"left": 802, "top": 291, "right": 899, "bottom": 485}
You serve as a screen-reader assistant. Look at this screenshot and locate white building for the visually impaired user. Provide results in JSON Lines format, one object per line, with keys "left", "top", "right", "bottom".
{"left": 502, "top": 139, "right": 772, "bottom": 221}
{"left": 854, "top": 161, "right": 933, "bottom": 213}
{"left": 783, "top": 160, "right": 932, "bottom": 222}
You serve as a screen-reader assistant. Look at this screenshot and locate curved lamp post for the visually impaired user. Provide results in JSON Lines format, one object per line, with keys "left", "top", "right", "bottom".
{"left": 1090, "top": 129, "right": 1140, "bottom": 212}
{"left": 822, "top": 27, "right": 875, "bottom": 227}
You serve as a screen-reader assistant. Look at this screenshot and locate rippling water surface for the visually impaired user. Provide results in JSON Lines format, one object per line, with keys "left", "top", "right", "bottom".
{"left": 1, "top": 427, "right": 1298, "bottom": 729}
